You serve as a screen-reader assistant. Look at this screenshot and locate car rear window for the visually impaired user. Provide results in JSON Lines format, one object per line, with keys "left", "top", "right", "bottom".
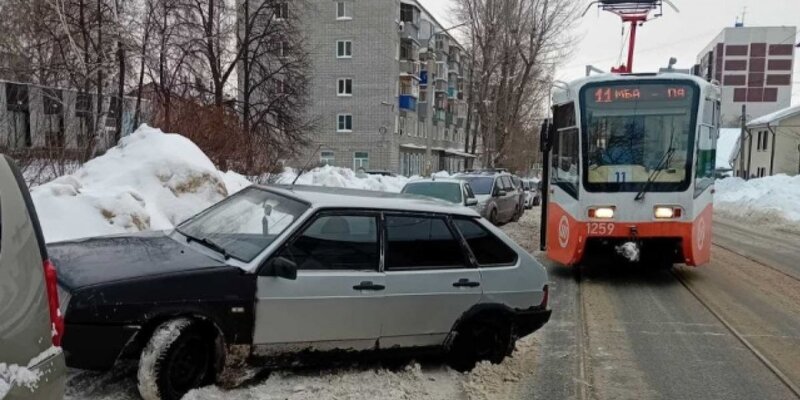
{"left": 385, "top": 215, "right": 467, "bottom": 270}
{"left": 453, "top": 218, "right": 518, "bottom": 266}
{"left": 402, "top": 182, "right": 462, "bottom": 204}
{"left": 457, "top": 176, "right": 493, "bottom": 195}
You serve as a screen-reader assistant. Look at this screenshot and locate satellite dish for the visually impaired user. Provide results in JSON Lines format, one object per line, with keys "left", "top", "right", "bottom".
{"left": 379, "top": 126, "right": 388, "bottom": 134}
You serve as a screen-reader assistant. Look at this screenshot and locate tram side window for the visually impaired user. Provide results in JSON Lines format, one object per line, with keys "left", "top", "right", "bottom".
{"left": 695, "top": 100, "right": 719, "bottom": 197}
{"left": 551, "top": 102, "right": 579, "bottom": 198}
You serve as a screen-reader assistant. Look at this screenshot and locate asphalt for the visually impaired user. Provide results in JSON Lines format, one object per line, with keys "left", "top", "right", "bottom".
{"left": 521, "top": 211, "right": 800, "bottom": 400}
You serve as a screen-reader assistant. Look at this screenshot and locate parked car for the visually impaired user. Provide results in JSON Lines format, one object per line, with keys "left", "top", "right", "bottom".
{"left": 0, "top": 155, "right": 66, "bottom": 400}
{"left": 522, "top": 179, "right": 541, "bottom": 209}
{"left": 53, "top": 185, "right": 551, "bottom": 400}
{"left": 401, "top": 178, "right": 479, "bottom": 210}
{"left": 454, "top": 172, "right": 522, "bottom": 225}
{"left": 509, "top": 175, "right": 526, "bottom": 218}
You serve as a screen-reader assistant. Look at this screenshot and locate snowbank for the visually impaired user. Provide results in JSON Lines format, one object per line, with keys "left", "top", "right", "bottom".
{"left": 276, "top": 166, "right": 413, "bottom": 192}
{"left": 715, "top": 175, "right": 800, "bottom": 227}
{"left": 31, "top": 125, "right": 250, "bottom": 243}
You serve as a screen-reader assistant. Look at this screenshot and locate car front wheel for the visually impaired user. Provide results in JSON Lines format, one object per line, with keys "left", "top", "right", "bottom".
{"left": 137, "top": 318, "right": 215, "bottom": 400}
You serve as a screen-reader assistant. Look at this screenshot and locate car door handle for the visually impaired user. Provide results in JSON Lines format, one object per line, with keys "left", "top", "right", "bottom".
{"left": 453, "top": 278, "right": 480, "bottom": 288}
{"left": 353, "top": 281, "right": 386, "bottom": 291}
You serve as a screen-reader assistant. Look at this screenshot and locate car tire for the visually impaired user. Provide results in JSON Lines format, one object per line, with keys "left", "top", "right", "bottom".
{"left": 533, "top": 197, "right": 540, "bottom": 206}
{"left": 512, "top": 204, "right": 522, "bottom": 222}
{"left": 448, "top": 316, "right": 512, "bottom": 372}
{"left": 137, "top": 318, "right": 215, "bottom": 400}
{"left": 489, "top": 208, "right": 498, "bottom": 225}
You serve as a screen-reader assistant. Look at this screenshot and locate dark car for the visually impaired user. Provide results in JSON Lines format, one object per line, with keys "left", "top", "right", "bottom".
{"left": 53, "top": 185, "right": 551, "bottom": 400}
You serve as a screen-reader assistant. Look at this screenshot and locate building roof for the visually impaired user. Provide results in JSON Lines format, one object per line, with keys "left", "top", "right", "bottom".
{"left": 260, "top": 184, "right": 480, "bottom": 217}
{"left": 749, "top": 104, "right": 800, "bottom": 126}
{"left": 717, "top": 128, "right": 741, "bottom": 169}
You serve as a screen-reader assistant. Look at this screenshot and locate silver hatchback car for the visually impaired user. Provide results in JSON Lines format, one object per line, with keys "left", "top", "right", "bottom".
{"left": 0, "top": 156, "right": 66, "bottom": 400}
{"left": 53, "top": 185, "right": 551, "bottom": 399}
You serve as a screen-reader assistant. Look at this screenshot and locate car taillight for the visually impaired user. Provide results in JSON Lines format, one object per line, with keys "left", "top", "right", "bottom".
{"left": 540, "top": 285, "right": 549, "bottom": 309}
{"left": 43, "top": 259, "right": 64, "bottom": 346}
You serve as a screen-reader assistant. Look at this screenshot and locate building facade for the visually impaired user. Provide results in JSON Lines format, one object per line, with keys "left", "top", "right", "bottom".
{"left": 298, "top": 0, "right": 474, "bottom": 175}
{"left": 0, "top": 80, "right": 146, "bottom": 153}
{"left": 731, "top": 105, "right": 800, "bottom": 178}
{"left": 696, "top": 26, "right": 796, "bottom": 127}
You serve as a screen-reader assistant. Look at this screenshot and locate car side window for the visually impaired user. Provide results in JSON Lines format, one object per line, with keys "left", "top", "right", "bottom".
{"left": 501, "top": 177, "right": 513, "bottom": 191}
{"left": 385, "top": 215, "right": 467, "bottom": 270}
{"left": 464, "top": 183, "right": 475, "bottom": 199}
{"left": 453, "top": 218, "right": 518, "bottom": 266}
{"left": 276, "top": 214, "right": 379, "bottom": 271}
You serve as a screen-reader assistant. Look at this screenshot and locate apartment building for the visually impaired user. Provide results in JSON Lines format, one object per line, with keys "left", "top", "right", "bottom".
{"left": 298, "top": 0, "right": 474, "bottom": 175}
{"left": 696, "top": 25, "right": 796, "bottom": 127}
{"left": 0, "top": 80, "right": 146, "bottom": 153}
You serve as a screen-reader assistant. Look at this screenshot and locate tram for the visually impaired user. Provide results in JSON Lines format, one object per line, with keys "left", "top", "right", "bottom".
{"left": 540, "top": 72, "right": 720, "bottom": 267}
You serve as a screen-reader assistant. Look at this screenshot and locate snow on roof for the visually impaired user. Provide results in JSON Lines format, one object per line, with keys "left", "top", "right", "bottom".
{"left": 748, "top": 104, "right": 800, "bottom": 126}
{"left": 717, "top": 128, "right": 741, "bottom": 169}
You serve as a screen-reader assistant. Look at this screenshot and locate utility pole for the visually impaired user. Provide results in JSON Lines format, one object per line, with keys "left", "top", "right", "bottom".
{"left": 739, "top": 104, "right": 746, "bottom": 179}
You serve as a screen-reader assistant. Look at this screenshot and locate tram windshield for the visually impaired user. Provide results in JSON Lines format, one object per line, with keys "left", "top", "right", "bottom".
{"left": 581, "top": 82, "right": 697, "bottom": 192}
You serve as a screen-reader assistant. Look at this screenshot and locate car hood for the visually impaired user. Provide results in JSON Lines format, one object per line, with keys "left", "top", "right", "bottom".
{"left": 49, "top": 230, "right": 228, "bottom": 290}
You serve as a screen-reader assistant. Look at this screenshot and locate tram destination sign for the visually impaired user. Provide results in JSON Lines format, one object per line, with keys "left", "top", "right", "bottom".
{"left": 590, "top": 84, "right": 689, "bottom": 104}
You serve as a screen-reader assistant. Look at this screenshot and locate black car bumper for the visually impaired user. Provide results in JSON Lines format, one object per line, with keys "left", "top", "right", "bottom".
{"left": 63, "top": 324, "right": 140, "bottom": 370}
{"left": 512, "top": 307, "right": 552, "bottom": 337}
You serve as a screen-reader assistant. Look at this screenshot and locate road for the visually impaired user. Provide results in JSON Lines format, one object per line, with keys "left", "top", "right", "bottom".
{"left": 512, "top": 209, "right": 800, "bottom": 400}
{"left": 65, "top": 209, "right": 800, "bottom": 400}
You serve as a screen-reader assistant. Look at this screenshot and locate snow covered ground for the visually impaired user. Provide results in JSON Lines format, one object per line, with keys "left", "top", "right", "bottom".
{"left": 715, "top": 174, "right": 800, "bottom": 230}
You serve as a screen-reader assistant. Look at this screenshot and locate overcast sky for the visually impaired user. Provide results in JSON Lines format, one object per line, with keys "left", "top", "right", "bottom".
{"left": 419, "top": 0, "right": 800, "bottom": 105}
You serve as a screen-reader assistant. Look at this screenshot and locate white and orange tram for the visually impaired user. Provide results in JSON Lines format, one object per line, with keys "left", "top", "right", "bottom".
{"left": 540, "top": 72, "right": 720, "bottom": 267}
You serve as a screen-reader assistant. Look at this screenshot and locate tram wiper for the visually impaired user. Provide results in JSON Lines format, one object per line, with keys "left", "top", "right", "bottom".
{"left": 635, "top": 146, "right": 675, "bottom": 202}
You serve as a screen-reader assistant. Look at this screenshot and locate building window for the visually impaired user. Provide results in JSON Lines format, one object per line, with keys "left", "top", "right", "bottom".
{"left": 278, "top": 41, "right": 289, "bottom": 57}
{"left": 273, "top": 2, "right": 288, "bottom": 19}
{"left": 76, "top": 92, "right": 93, "bottom": 148}
{"left": 762, "top": 131, "right": 769, "bottom": 151}
{"left": 337, "top": 114, "right": 353, "bottom": 132}
{"left": 42, "top": 88, "right": 64, "bottom": 148}
{"left": 276, "top": 79, "right": 286, "bottom": 94}
{"left": 353, "top": 152, "right": 369, "bottom": 170}
{"left": 337, "top": 78, "right": 353, "bottom": 96}
{"left": 320, "top": 151, "right": 335, "bottom": 166}
{"left": 6, "top": 83, "right": 31, "bottom": 148}
{"left": 336, "top": 1, "right": 351, "bottom": 20}
{"left": 337, "top": 40, "right": 352, "bottom": 58}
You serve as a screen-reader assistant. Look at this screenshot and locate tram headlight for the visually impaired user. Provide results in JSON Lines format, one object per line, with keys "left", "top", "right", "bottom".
{"left": 588, "top": 206, "right": 615, "bottom": 219}
{"left": 654, "top": 206, "right": 683, "bottom": 219}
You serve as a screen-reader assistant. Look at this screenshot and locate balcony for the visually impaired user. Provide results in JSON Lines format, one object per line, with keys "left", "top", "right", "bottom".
{"left": 399, "top": 21, "right": 419, "bottom": 41}
{"left": 445, "top": 112, "right": 454, "bottom": 127}
{"left": 419, "top": 70, "right": 428, "bottom": 86}
{"left": 433, "top": 80, "right": 448, "bottom": 92}
{"left": 417, "top": 101, "right": 428, "bottom": 119}
{"left": 400, "top": 60, "right": 420, "bottom": 78}
{"left": 447, "top": 87, "right": 458, "bottom": 99}
{"left": 433, "top": 109, "right": 446, "bottom": 125}
{"left": 399, "top": 95, "right": 418, "bottom": 112}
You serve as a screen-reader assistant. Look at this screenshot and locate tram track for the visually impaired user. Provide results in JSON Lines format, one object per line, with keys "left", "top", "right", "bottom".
{"left": 671, "top": 267, "right": 800, "bottom": 399}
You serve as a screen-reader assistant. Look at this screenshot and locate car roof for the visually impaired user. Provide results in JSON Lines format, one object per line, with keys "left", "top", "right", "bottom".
{"left": 259, "top": 184, "right": 480, "bottom": 216}
{"left": 406, "top": 177, "right": 464, "bottom": 184}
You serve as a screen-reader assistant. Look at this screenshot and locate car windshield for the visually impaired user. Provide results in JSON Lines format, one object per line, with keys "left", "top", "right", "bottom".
{"left": 457, "top": 176, "right": 494, "bottom": 195}
{"left": 402, "top": 182, "right": 463, "bottom": 203}
{"left": 176, "top": 187, "right": 308, "bottom": 262}
{"left": 582, "top": 82, "right": 696, "bottom": 191}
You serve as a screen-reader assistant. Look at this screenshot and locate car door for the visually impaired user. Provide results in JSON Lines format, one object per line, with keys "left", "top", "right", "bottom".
{"left": 499, "top": 176, "right": 516, "bottom": 220}
{"left": 379, "top": 214, "right": 482, "bottom": 348}
{"left": 254, "top": 211, "right": 384, "bottom": 352}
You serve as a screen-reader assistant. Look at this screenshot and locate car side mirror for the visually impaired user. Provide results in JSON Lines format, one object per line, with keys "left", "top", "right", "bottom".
{"left": 264, "top": 256, "right": 298, "bottom": 280}
{"left": 465, "top": 198, "right": 478, "bottom": 206}
{"left": 495, "top": 190, "right": 507, "bottom": 197}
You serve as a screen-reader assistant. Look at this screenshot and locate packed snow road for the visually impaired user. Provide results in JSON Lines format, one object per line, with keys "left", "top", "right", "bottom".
{"left": 64, "top": 208, "right": 800, "bottom": 400}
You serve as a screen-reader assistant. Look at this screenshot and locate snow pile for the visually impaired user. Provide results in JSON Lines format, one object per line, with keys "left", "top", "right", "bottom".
{"left": 276, "top": 166, "right": 412, "bottom": 192}
{"left": 31, "top": 125, "right": 251, "bottom": 243}
{"left": 715, "top": 175, "right": 800, "bottom": 226}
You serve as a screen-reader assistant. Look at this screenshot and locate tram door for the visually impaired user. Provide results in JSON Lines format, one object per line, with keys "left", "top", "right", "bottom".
{"left": 541, "top": 102, "right": 584, "bottom": 266}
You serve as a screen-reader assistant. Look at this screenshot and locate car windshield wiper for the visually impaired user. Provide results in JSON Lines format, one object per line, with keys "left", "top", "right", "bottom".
{"left": 176, "top": 228, "right": 230, "bottom": 259}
